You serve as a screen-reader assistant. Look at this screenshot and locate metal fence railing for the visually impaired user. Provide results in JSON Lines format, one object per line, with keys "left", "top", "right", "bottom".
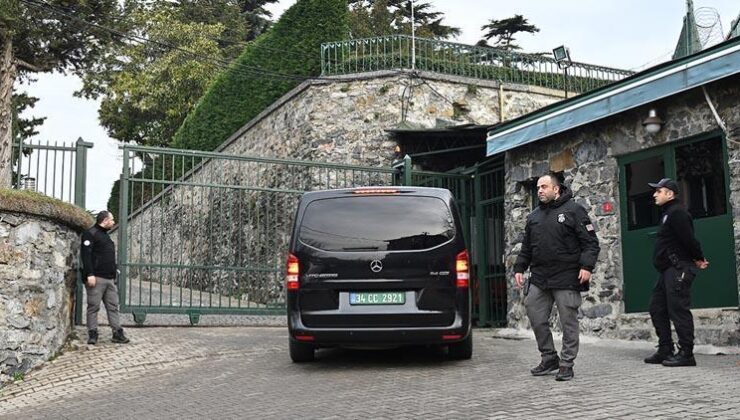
{"left": 321, "top": 35, "right": 634, "bottom": 94}
{"left": 11, "top": 137, "right": 93, "bottom": 208}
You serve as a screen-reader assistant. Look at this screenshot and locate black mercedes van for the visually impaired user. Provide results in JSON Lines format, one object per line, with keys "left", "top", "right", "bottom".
{"left": 286, "top": 187, "right": 472, "bottom": 362}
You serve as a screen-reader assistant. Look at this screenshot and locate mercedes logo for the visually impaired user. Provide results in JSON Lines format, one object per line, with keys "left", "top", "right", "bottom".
{"left": 370, "top": 260, "right": 383, "bottom": 273}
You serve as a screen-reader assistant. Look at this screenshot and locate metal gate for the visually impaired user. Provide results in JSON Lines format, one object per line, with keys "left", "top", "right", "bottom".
{"left": 468, "top": 158, "right": 507, "bottom": 326}
{"left": 117, "top": 145, "right": 402, "bottom": 324}
{"left": 396, "top": 155, "right": 507, "bottom": 327}
{"left": 116, "top": 146, "right": 506, "bottom": 326}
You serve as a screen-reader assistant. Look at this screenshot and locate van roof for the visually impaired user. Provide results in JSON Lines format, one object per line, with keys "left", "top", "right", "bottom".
{"left": 299, "top": 186, "right": 454, "bottom": 201}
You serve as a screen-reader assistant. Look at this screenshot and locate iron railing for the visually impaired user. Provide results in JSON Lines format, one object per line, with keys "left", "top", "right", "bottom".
{"left": 11, "top": 137, "right": 93, "bottom": 208}
{"left": 321, "top": 35, "right": 634, "bottom": 93}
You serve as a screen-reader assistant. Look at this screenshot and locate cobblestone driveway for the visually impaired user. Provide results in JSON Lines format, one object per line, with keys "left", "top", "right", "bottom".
{"left": 1, "top": 327, "right": 738, "bottom": 419}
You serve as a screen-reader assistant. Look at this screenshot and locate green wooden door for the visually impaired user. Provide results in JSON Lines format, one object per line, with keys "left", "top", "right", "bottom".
{"left": 619, "top": 134, "right": 738, "bottom": 312}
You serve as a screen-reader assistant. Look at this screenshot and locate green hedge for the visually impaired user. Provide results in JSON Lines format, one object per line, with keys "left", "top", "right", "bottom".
{"left": 171, "top": 0, "right": 349, "bottom": 151}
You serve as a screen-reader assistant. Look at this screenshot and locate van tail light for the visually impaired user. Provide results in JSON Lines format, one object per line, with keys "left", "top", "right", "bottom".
{"left": 455, "top": 250, "right": 469, "bottom": 288}
{"left": 286, "top": 253, "right": 300, "bottom": 291}
{"left": 294, "top": 334, "right": 314, "bottom": 342}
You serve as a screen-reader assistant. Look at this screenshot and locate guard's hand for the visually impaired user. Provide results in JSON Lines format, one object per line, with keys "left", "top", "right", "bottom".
{"left": 694, "top": 259, "right": 709, "bottom": 270}
{"left": 578, "top": 269, "right": 592, "bottom": 284}
{"left": 86, "top": 276, "right": 96, "bottom": 287}
{"left": 515, "top": 272, "right": 524, "bottom": 288}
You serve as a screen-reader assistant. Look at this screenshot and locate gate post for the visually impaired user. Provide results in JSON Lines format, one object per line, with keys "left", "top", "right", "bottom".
{"left": 118, "top": 147, "right": 131, "bottom": 318}
{"left": 73, "top": 138, "right": 93, "bottom": 326}
{"left": 474, "top": 166, "right": 491, "bottom": 326}
{"left": 73, "top": 137, "right": 93, "bottom": 208}
{"left": 403, "top": 154, "right": 412, "bottom": 186}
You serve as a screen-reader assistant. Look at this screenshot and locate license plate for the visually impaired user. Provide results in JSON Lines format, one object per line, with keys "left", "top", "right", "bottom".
{"left": 349, "top": 292, "right": 405, "bottom": 305}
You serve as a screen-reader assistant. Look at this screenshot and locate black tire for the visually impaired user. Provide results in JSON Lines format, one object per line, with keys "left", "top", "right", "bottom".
{"left": 289, "top": 338, "right": 315, "bottom": 363}
{"left": 448, "top": 330, "right": 473, "bottom": 360}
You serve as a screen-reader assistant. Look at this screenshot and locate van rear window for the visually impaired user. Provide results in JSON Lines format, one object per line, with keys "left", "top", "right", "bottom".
{"left": 299, "top": 196, "right": 455, "bottom": 252}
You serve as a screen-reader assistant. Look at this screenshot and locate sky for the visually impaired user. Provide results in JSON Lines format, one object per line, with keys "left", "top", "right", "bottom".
{"left": 18, "top": 0, "right": 740, "bottom": 212}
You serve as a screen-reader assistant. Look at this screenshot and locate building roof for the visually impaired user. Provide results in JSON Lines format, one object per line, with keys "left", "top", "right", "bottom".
{"left": 485, "top": 36, "right": 740, "bottom": 157}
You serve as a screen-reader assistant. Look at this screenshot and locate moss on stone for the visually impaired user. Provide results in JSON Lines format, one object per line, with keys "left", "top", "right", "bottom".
{"left": 0, "top": 189, "right": 93, "bottom": 232}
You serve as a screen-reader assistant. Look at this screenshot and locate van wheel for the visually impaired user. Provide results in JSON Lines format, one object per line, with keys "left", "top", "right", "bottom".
{"left": 289, "top": 338, "right": 315, "bottom": 363}
{"left": 448, "top": 331, "right": 473, "bottom": 360}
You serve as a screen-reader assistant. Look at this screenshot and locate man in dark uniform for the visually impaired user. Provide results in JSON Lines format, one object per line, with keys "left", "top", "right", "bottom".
{"left": 514, "top": 174, "right": 601, "bottom": 381}
{"left": 644, "top": 178, "right": 708, "bottom": 367}
{"left": 81, "top": 211, "right": 130, "bottom": 345}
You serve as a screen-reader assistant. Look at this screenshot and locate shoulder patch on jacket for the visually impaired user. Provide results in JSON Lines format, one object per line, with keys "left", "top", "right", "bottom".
{"left": 583, "top": 220, "right": 598, "bottom": 236}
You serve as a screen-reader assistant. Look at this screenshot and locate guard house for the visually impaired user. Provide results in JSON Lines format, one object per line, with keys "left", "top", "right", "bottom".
{"left": 485, "top": 34, "right": 740, "bottom": 344}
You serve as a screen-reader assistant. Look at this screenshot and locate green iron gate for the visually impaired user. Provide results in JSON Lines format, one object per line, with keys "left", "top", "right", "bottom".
{"left": 116, "top": 146, "right": 506, "bottom": 326}
{"left": 468, "top": 158, "right": 507, "bottom": 327}
{"left": 400, "top": 155, "right": 507, "bottom": 327}
{"left": 117, "top": 145, "right": 401, "bottom": 324}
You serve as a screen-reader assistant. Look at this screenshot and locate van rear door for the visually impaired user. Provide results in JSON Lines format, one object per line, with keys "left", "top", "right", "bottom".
{"left": 293, "top": 193, "right": 464, "bottom": 328}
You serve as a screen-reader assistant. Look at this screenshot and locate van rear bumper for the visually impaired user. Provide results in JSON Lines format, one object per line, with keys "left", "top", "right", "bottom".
{"left": 288, "top": 312, "right": 471, "bottom": 347}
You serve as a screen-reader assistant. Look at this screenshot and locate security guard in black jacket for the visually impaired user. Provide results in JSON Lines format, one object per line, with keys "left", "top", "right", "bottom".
{"left": 514, "top": 174, "right": 600, "bottom": 381}
{"left": 81, "top": 211, "right": 129, "bottom": 345}
{"left": 644, "top": 178, "right": 708, "bottom": 367}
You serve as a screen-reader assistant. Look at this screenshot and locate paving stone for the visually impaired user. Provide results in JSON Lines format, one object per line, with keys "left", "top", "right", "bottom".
{"left": 0, "top": 327, "right": 738, "bottom": 419}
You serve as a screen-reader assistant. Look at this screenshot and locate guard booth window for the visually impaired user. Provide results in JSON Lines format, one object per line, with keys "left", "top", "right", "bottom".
{"left": 675, "top": 138, "right": 727, "bottom": 219}
{"left": 625, "top": 155, "right": 664, "bottom": 230}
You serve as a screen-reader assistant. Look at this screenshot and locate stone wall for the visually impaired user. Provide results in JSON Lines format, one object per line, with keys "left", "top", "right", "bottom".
{"left": 217, "top": 70, "right": 565, "bottom": 163}
{"left": 503, "top": 75, "right": 740, "bottom": 345}
{"left": 120, "top": 71, "right": 566, "bottom": 309}
{"left": 1, "top": 209, "right": 87, "bottom": 385}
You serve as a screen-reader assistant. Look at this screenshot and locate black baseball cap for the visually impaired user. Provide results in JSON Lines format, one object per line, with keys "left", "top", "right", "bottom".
{"left": 648, "top": 177, "right": 679, "bottom": 194}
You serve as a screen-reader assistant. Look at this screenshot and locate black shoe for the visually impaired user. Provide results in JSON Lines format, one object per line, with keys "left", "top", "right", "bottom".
{"left": 111, "top": 329, "right": 130, "bottom": 344}
{"left": 555, "top": 366, "right": 574, "bottom": 381}
{"left": 662, "top": 348, "right": 696, "bottom": 367}
{"left": 644, "top": 345, "right": 674, "bottom": 364}
{"left": 530, "top": 357, "right": 560, "bottom": 376}
{"left": 87, "top": 330, "right": 98, "bottom": 345}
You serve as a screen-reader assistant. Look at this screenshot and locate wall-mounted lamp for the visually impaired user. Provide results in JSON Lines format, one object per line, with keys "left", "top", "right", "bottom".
{"left": 642, "top": 109, "right": 664, "bottom": 134}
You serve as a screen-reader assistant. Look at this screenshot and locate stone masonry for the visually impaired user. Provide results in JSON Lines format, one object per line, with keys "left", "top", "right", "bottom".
{"left": 503, "top": 75, "right": 740, "bottom": 346}
{"left": 0, "top": 211, "right": 82, "bottom": 385}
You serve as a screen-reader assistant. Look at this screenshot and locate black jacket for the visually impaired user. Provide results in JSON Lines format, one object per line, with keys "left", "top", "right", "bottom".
{"left": 653, "top": 199, "right": 704, "bottom": 271}
{"left": 514, "top": 189, "right": 601, "bottom": 291}
{"left": 81, "top": 225, "right": 117, "bottom": 279}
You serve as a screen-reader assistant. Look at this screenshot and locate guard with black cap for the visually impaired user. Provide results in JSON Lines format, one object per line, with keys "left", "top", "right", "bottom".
{"left": 644, "top": 178, "right": 708, "bottom": 367}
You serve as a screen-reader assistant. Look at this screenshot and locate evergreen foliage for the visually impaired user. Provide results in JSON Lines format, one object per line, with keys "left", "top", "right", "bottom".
{"left": 171, "top": 0, "right": 348, "bottom": 151}
{"left": 479, "top": 14, "right": 539, "bottom": 50}
{"left": 348, "top": 0, "right": 459, "bottom": 39}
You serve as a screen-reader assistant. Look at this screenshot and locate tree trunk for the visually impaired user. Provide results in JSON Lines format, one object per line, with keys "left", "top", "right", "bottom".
{"left": 0, "top": 35, "right": 15, "bottom": 189}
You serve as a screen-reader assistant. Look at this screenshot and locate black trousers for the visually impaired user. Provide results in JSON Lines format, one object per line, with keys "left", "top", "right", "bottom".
{"left": 648, "top": 266, "right": 695, "bottom": 351}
